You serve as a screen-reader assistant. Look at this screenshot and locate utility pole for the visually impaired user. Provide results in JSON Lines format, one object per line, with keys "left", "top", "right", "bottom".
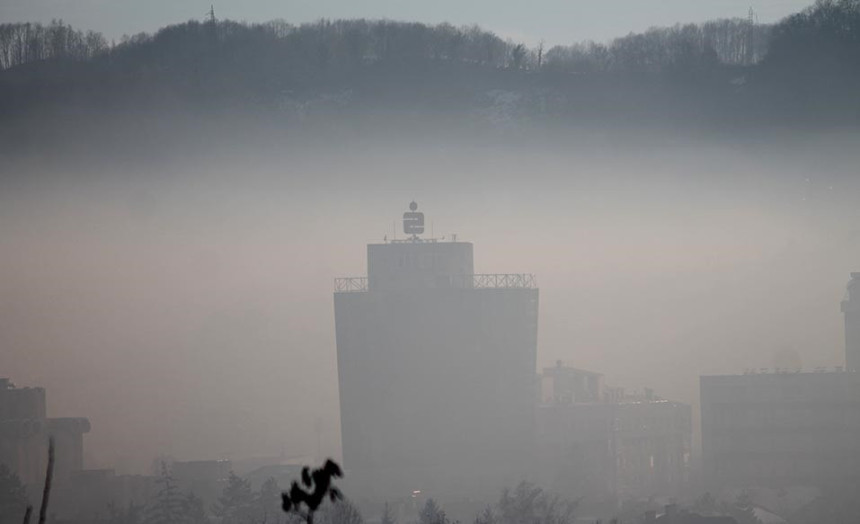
{"left": 746, "top": 7, "right": 756, "bottom": 65}
{"left": 538, "top": 40, "right": 544, "bottom": 69}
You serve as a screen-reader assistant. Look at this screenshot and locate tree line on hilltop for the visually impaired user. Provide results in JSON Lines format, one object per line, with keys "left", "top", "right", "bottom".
{"left": 1, "top": 0, "right": 859, "bottom": 126}
{"left": 0, "top": 15, "right": 767, "bottom": 76}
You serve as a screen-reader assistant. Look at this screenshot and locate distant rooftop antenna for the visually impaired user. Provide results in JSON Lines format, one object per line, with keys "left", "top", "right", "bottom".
{"left": 403, "top": 201, "right": 424, "bottom": 241}
{"left": 746, "top": 7, "right": 756, "bottom": 65}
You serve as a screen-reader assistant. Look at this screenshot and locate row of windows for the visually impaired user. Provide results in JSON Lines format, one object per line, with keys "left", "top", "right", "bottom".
{"left": 707, "top": 404, "right": 860, "bottom": 427}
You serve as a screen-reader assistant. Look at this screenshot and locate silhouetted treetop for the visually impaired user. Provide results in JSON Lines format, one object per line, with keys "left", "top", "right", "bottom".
{"left": 282, "top": 459, "right": 344, "bottom": 524}
{"left": 766, "top": 0, "right": 860, "bottom": 73}
{"left": 0, "top": 20, "right": 107, "bottom": 69}
{"left": 545, "top": 19, "right": 770, "bottom": 73}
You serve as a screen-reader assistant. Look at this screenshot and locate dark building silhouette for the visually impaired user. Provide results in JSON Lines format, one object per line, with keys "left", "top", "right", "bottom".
{"left": 0, "top": 378, "right": 90, "bottom": 488}
{"left": 334, "top": 203, "right": 539, "bottom": 499}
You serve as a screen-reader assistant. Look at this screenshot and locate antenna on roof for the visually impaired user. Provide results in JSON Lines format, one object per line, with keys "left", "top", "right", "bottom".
{"left": 403, "top": 201, "right": 424, "bottom": 241}
{"left": 746, "top": 7, "right": 756, "bottom": 65}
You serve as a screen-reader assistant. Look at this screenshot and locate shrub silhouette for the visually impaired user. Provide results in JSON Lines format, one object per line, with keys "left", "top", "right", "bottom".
{"left": 282, "top": 459, "right": 344, "bottom": 524}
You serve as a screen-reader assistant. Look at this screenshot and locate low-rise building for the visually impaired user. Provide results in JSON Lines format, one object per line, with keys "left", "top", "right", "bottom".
{"left": 53, "top": 469, "right": 156, "bottom": 521}
{"left": 701, "top": 272, "right": 860, "bottom": 493}
{"left": 536, "top": 363, "right": 691, "bottom": 503}
{"left": 172, "top": 459, "right": 232, "bottom": 506}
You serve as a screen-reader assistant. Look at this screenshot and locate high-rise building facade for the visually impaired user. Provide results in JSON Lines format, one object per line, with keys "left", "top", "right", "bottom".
{"left": 700, "top": 370, "right": 860, "bottom": 491}
{"left": 841, "top": 272, "right": 860, "bottom": 371}
{"left": 333, "top": 204, "right": 539, "bottom": 499}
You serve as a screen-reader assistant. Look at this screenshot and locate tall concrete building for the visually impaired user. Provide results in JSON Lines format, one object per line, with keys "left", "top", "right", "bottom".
{"left": 841, "top": 272, "right": 860, "bottom": 371}
{"left": 333, "top": 203, "right": 539, "bottom": 499}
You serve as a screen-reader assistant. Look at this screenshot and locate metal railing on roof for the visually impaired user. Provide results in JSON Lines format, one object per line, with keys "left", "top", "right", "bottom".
{"left": 334, "top": 277, "right": 368, "bottom": 293}
{"left": 334, "top": 273, "right": 536, "bottom": 293}
{"left": 468, "top": 273, "right": 537, "bottom": 289}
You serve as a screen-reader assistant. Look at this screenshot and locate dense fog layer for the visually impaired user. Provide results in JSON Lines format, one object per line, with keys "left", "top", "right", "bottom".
{"left": 3, "top": 118, "right": 859, "bottom": 473}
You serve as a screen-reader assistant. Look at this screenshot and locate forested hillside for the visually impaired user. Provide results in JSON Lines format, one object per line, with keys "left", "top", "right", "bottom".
{"left": 2, "top": 0, "right": 859, "bottom": 129}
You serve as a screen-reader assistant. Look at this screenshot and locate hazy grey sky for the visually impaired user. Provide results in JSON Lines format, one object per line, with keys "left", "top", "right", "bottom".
{"left": 3, "top": 0, "right": 814, "bottom": 45}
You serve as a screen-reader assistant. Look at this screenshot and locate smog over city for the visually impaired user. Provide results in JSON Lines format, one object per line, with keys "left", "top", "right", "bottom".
{"left": 2, "top": 1, "right": 860, "bottom": 523}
